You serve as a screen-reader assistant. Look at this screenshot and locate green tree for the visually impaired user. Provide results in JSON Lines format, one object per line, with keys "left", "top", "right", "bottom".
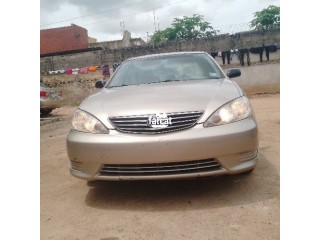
{"left": 150, "top": 14, "right": 218, "bottom": 43}
{"left": 250, "top": 5, "right": 280, "bottom": 30}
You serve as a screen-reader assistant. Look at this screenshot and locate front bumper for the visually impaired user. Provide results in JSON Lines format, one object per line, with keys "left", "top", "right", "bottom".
{"left": 66, "top": 117, "right": 258, "bottom": 181}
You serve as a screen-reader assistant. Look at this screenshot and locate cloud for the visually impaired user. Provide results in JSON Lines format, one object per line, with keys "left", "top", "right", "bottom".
{"left": 40, "top": 0, "right": 280, "bottom": 41}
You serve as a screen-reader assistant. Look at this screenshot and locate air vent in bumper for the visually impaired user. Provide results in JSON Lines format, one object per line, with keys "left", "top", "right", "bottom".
{"left": 99, "top": 158, "right": 221, "bottom": 177}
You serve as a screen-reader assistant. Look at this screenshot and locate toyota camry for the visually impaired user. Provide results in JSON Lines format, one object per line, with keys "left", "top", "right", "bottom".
{"left": 66, "top": 52, "right": 259, "bottom": 181}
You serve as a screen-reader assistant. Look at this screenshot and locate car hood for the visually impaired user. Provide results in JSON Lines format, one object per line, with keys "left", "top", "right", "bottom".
{"left": 79, "top": 79, "right": 243, "bottom": 127}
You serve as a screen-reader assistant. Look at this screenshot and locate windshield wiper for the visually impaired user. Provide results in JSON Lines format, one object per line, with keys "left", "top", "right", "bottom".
{"left": 108, "top": 84, "right": 129, "bottom": 88}
{"left": 161, "top": 79, "right": 181, "bottom": 83}
{"left": 138, "top": 81, "right": 160, "bottom": 85}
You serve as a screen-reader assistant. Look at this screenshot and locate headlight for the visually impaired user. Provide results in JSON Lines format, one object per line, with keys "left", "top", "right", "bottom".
{"left": 71, "top": 109, "right": 109, "bottom": 134}
{"left": 204, "top": 96, "right": 252, "bottom": 127}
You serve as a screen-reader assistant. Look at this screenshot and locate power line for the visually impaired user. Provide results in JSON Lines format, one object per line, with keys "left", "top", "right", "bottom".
{"left": 82, "top": 0, "right": 186, "bottom": 27}
{"left": 40, "top": 0, "right": 186, "bottom": 28}
{"left": 41, "top": 0, "right": 150, "bottom": 27}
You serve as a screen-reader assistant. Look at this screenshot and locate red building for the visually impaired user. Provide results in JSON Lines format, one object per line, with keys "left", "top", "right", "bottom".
{"left": 41, "top": 24, "right": 88, "bottom": 55}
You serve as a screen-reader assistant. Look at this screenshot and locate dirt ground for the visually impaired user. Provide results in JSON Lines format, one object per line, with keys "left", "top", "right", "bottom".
{"left": 40, "top": 94, "right": 280, "bottom": 240}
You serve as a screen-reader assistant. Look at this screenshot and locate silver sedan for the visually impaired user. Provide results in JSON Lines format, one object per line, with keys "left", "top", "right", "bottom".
{"left": 66, "top": 52, "right": 259, "bottom": 181}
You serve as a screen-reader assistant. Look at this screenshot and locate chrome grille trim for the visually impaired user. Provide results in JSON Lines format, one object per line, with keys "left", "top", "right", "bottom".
{"left": 109, "top": 111, "right": 204, "bottom": 134}
{"left": 99, "top": 159, "right": 221, "bottom": 176}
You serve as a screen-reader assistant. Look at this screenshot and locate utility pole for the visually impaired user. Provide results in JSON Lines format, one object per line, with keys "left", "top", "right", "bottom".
{"left": 153, "top": 9, "right": 157, "bottom": 33}
{"left": 120, "top": 21, "right": 125, "bottom": 37}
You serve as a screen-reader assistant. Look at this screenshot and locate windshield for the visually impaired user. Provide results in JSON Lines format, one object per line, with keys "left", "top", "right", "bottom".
{"left": 107, "top": 53, "right": 225, "bottom": 88}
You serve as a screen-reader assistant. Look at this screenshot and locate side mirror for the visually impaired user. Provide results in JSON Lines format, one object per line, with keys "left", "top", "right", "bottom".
{"left": 95, "top": 80, "right": 106, "bottom": 88}
{"left": 226, "top": 68, "right": 241, "bottom": 78}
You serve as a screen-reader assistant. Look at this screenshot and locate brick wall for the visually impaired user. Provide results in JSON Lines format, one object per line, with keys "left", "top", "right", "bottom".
{"left": 41, "top": 24, "right": 88, "bottom": 55}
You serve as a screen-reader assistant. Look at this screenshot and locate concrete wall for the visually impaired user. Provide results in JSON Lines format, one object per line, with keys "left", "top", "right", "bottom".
{"left": 225, "top": 63, "right": 280, "bottom": 94}
{"left": 41, "top": 29, "right": 280, "bottom": 73}
{"left": 41, "top": 29, "right": 280, "bottom": 105}
{"left": 88, "top": 38, "right": 146, "bottom": 50}
{"left": 232, "top": 30, "right": 281, "bottom": 49}
{"left": 88, "top": 37, "right": 97, "bottom": 44}
{"left": 42, "top": 62, "right": 280, "bottom": 106}
{"left": 215, "top": 50, "right": 280, "bottom": 66}
{"left": 88, "top": 30, "right": 146, "bottom": 50}
{"left": 41, "top": 50, "right": 103, "bottom": 72}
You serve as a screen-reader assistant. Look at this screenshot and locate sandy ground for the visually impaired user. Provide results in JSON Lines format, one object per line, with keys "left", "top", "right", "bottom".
{"left": 40, "top": 94, "right": 280, "bottom": 240}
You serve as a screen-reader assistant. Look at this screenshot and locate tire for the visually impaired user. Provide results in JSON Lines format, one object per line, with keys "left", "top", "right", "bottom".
{"left": 40, "top": 109, "right": 53, "bottom": 115}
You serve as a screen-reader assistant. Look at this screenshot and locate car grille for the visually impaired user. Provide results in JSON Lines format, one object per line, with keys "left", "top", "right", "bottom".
{"left": 109, "top": 111, "right": 204, "bottom": 134}
{"left": 99, "top": 159, "right": 221, "bottom": 177}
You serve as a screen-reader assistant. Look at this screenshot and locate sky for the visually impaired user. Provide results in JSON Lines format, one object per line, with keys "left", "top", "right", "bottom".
{"left": 40, "top": 0, "right": 280, "bottom": 42}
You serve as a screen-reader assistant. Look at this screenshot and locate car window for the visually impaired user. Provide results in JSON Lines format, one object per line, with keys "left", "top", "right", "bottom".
{"left": 107, "top": 53, "right": 224, "bottom": 88}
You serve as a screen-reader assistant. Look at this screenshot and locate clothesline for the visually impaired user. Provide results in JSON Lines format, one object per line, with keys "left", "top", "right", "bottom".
{"left": 47, "top": 64, "right": 112, "bottom": 76}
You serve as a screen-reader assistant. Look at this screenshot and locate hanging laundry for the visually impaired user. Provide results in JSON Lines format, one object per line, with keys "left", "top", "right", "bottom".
{"left": 221, "top": 51, "right": 226, "bottom": 65}
{"left": 246, "top": 51, "right": 251, "bottom": 66}
{"left": 264, "top": 46, "right": 270, "bottom": 61}
{"left": 235, "top": 49, "right": 240, "bottom": 60}
{"left": 72, "top": 68, "right": 80, "bottom": 74}
{"left": 58, "top": 69, "right": 65, "bottom": 74}
{"left": 249, "top": 47, "right": 264, "bottom": 62}
{"left": 227, "top": 51, "right": 231, "bottom": 64}
{"left": 65, "top": 68, "right": 72, "bottom": 75}
{"left": 238, "top": 50, "right": 244, "bottom": 66}
{"left": 88, "top": 66, "right": 97, "bottom": 72}
{"left": 238, "top": 49, "right": 250, "bottom": 66}
{"left": 113, "top": 62, "right": 122, "bottom": 71}
{"left": 102, "top": 65, "right": 110, "bottom": 76}
{"left": 80, "top": 67, "right": 88, "bottom": 74}
{"left": 49, "top": 70, "right": 59, "bottom": 74}
{"left": 221, "top": 51, "right": 231, "bottom": 65}
{"left": 268, "top": 45, "right": 278, "bottom": 52}
{"left": 210, "top": 52, "right": 218, "bottom": 59}
{"left": 249, "top": 47, "right": 263, "bottom": 54}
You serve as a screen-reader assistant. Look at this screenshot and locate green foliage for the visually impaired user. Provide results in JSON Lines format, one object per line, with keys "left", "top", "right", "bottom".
{"left": 150, "top": 14, "right": 218, "bottom": 44}
{"left": 250, "top": 5, "right": 280, "bottom": 30}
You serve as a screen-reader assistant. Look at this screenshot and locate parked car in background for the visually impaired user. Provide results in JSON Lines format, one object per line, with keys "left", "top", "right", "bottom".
{"left": 40, "top": 82, "right": 63, "bottom": 115}
{"left": 67, "top": 51, "right": 259, "bottom": 181}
